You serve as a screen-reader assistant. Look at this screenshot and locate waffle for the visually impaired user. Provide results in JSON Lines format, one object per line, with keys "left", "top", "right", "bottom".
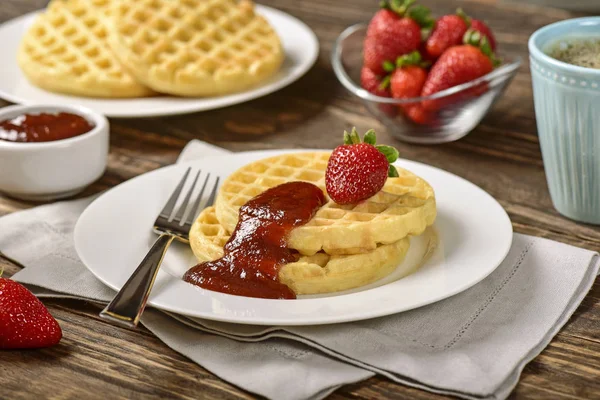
{"left": 18, "top": 0, "right": 153, "bottom": 98}
{"left": 215, "top": 152, "right": 437, "bottom": 255}
{"left": 189, "top": 207, "right": 411, "bottom": 295}
{"left": 107, "top": 0, "right": 284, "bottom": 96}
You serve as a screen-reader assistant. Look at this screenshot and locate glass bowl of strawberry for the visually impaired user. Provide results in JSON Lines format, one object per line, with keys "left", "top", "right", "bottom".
{"left": 331, "top": 1, "right": 521, "bottom": 144}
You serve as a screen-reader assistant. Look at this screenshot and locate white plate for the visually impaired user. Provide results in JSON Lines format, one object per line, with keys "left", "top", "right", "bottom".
{"left": 74, "top": 150, "right": 513, "bottom": 325}
{"left": 0, "top": 6, "right": 318, "bottom": 118}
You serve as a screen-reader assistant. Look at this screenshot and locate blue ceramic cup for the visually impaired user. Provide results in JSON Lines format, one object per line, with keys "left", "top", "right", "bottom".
{"left": 529, "top": 17, "right": 600, "bottom": 224}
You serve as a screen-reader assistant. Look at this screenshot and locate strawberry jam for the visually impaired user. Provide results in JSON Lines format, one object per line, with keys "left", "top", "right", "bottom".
{"left": 184, "top": 181, "right": 326, "bottom": 299}
{"left": 0, "top": 112, "right": 94, "bottom": 143}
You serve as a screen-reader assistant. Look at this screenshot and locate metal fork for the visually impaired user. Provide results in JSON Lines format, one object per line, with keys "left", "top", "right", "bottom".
{"left": 100, "top": 168, "right": 220, "bottom": 329}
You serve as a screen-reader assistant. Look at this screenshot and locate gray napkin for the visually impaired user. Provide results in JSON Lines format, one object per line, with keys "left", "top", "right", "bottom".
{"left": 1, "top": 140, "right": 598, "bottom": 400}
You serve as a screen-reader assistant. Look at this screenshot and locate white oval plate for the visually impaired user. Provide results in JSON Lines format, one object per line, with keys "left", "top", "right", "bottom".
{"left": 74, "top": 150, "right": 513, "bottom": 325}
{"left": 0, "top": 6, "right": 318, "bottom": 118}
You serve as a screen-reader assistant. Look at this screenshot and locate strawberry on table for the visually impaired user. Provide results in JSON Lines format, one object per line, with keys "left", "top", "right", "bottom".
{"left": 0, "top": 276, "right": 62, "bottom": 349}
{"left": 425, "top": 9, "right": 470, "bottom": 59}
{"left": 364, "top": 0, "right": 433, "bottom": 75}
{"left": 326, "top": 128, "right": 399, "bottom": 205}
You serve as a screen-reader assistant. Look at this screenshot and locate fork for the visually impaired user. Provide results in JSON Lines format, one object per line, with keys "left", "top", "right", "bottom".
{"left": 100, "top": 168, "right": 220, "bottom": 329}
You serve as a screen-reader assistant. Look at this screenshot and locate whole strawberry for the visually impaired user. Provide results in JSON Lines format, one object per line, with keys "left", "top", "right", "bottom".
{"left": 389, "top": 52, "right": 428, "bottom": 100}
{"left": 0, "top": 277, "right": 62, "bottom": 349}
{"left": 421, "top": 40, "right": 496, "bottom": 111}
{"left": 387, "top": 51, "right": 431, "bottom": 124}
{"left": 425, "top": 9, "right": 470, "bottom": 59}
{"left": 364, "top": 0, "right": 433, "bottom": 75}
{"left": 326, "top": 128, "right": 399, "bottom": 205}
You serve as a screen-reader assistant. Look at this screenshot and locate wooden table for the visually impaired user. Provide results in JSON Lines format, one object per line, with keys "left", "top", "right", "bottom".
{"left": 1, "top": 0, "right": 599, "bottom": 399}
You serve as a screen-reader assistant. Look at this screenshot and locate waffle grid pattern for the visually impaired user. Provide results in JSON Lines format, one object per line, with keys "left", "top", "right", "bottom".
{"left": 215, "top": 152, "right": 437, "bottom": 255}
{"left": 18, "top": 0, "right": 152, "bottom": 97}
{"left": 108, "top": 0, "right": 283, "bottom": 96}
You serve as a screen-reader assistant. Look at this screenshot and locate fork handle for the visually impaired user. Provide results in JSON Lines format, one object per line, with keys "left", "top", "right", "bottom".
{"left": 100, "top": 233, "right": 175, "bottom": 329}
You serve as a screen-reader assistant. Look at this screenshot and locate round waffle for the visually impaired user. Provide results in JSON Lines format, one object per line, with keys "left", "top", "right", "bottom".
{"left": 215, "top": 152, "right": 437, "bottom": 255}
{"left": 18, "top": 0, "right": 153, "bottom": 98}
{"left": 107, "top": 0, "right": 284, "bottom": 96}
{"left": 189, "top": 207, "right": 411, "bottom": 295}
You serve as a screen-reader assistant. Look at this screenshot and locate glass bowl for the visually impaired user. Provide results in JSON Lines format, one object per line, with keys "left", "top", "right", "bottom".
{"left": 331, "top": 24, "right": 522, "bottom": 144}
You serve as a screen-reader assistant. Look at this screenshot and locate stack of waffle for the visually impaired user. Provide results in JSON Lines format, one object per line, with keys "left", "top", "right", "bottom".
{"left": 189, "top": 152, "right": 437, "bottom": 295}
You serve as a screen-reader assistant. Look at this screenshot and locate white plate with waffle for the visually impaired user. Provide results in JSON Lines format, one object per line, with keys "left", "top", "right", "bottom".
{"left": 74, "top": 149, "right": 513, "bottom": 325}
{"left": 0, "top": 4, "right": 318, "bottom": 117}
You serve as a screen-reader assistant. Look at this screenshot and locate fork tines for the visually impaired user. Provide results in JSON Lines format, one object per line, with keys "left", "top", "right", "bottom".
{"left": 155, "top": 168, "right": 220, "bottom": 234}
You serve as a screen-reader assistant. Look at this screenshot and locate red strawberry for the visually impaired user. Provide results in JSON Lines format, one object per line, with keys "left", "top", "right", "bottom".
{"left": 363, "top": 1, "right": 433, "bottom": 75}
{"left": 421, "top": 45, "right": 493, "bottom": 111}
{"left": 405, "top": 105, "right": 434, "bottom": 125}
{"left": 471, "top": 19, "right": 497, "bottom": 51}
{"left": 0, "top": 277, "right": 62, "bottom": 349}
{"left": 390, "top": 66, "right": 427, "bottom": 100}
{"left": 326, "top": 128, "right": 399, "bottom": 205}
{"left": 388, "top": 51, "right": 430, "bottom": 124}
{"left": 360, "top": 67, "right": 397, "bottom": 116}
{"left": 425, "top": 10, "right": 470, "bottom": 59}
{"left": 361, "top": 66, "right": 390, "bottom": 97}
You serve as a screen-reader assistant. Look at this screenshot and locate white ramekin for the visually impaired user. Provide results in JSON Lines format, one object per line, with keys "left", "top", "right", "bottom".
{"left": 0, "top": 104, "right": 109, "bottom": 201}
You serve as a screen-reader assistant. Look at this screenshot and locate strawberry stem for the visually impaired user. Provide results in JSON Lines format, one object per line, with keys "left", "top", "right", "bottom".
{"left": 390, "top": 0, "right": 415, "bottom": 14}
{"left": 388, "top": 165, "right": 400, "bottom": 177}
{"left": 380, "top": 0, "right": 425, "bottom": 17}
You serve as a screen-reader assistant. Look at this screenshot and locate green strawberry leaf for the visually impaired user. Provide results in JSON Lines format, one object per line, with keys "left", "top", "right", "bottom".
{"left": 379, "top": 75, "right": 391, "bottom": 90}
{"left": 396, "top": 50, "right": 423, "bottom": 68}
{"left": 363, "top": 129, "right": 377, "bottom": 145}
{"left": 382, "top": 60, "right": 395, "bottom": 73}
{"left": 491, "top": 54, "right": 502, "bottom": 68}
{"left": 381, "top": 0, "right": 416, "bottom": 16}
{"left": 388, "top": 165, "right": 399, "bottom": 177}
{"left": 456, "top": 8, "right": 471, "bottom": 27}
{"left": 376, "top": 145, "right": 399, "bottom": 163}
{"left": 343, "top": 130, "right": 352, "bottom": 145}
{"left": 408, "top": 5, "right": 435, "bottom": 29}
{"left": 349, "top": 127, "right": 361, "bottom": 144}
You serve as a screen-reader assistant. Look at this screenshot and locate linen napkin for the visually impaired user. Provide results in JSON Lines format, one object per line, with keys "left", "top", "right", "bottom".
{"left": 1, "top": 140, "right": 598, "bottom": 400}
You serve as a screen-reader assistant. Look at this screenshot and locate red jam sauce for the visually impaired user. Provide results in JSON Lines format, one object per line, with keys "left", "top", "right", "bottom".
{"left": 0, "top": 112, "right": 94, "bottom": 143}
{"left": 184, "top": 181, "right": 326, "bottom": 299}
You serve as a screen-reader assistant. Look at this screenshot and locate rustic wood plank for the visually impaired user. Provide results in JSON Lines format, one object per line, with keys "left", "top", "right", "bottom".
{"left": 0, "top": 0, "right": 599, "bottom": 399}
